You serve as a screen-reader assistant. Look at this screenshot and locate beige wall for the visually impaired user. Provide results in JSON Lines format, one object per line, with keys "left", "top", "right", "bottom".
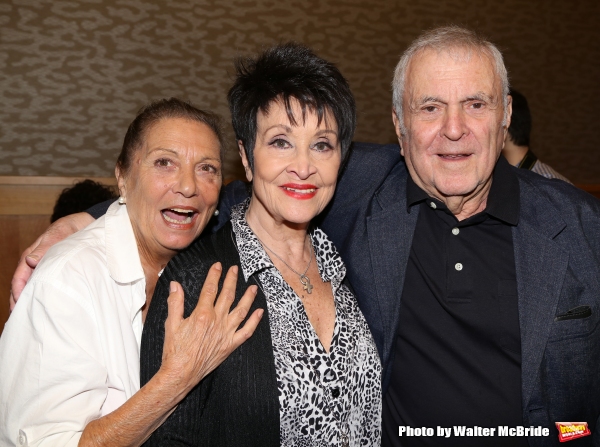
{"left": 1, "top": 0, "right": 599, "bottom": 182}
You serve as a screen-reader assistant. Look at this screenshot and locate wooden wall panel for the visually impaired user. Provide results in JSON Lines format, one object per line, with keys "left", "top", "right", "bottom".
{"left": 0, "top": 176, "right": 116, "bottom": 334}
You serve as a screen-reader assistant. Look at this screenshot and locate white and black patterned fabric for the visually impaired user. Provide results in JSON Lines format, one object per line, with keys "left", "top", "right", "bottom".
{"left": 230, "top": 200, "right": 382, "bottom": 446}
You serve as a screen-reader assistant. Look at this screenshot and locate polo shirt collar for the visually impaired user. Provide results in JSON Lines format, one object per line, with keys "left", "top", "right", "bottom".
{"left": 406, "top": 155, "right": 520, "bottom": 225}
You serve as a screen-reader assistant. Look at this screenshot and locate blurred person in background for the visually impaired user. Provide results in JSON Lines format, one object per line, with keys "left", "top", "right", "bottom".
{"left": 502, "top": 88, "right": 570, "bottom": 182}
{"left": 51, "top": 179, "right": 118, "bottom": 222}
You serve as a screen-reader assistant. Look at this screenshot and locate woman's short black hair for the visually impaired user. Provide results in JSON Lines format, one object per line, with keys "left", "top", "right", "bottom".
{"left": 227, "top": 42, "right": 356, "bottom": 171}
{"left": 116, "top": 98, "right": 225, "bottom": 175}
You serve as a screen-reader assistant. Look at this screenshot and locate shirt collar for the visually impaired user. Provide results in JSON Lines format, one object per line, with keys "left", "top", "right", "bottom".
{"left": 230, "top": 199, "right": 346, "bottom": 285}
{"left": 105, "top": 201, "right": 145, "bottom": 284}
{"left": 230, "top": 200, "right": 274, "bottom": 282}
{"left": 485, "top": 155, "right": 520, "bottom": 225}
{"left": 405, "top": 155, "right": 520, "bottom": 225}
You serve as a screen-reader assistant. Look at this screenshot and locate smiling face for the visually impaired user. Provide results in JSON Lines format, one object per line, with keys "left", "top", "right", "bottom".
{"left": 395, "top": 48, "right": 511, "bottom": 206}
{"left": 117, "top": 117, "right": 222, "bottom": 264}
{"left": 241, "top": 99, "right": 341, "bottom": 228}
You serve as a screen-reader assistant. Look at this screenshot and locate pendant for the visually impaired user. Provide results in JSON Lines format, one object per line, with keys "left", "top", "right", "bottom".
{"left": 341, "top": 433, "right": 349, "bottom": 447}
{"left": 299, "top": 274, "right": 313, "bottom": 294}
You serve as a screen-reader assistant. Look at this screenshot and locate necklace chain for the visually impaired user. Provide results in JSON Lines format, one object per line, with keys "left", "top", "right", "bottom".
{"left": 245, "top": 223, "right": 350, "bottom": 445}
{"left": 253, "top": 232, "right": 314, "bottom": 294}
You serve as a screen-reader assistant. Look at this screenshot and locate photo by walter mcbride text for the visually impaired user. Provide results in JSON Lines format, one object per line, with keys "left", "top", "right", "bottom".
{"left": 398, "top": 425, "right": 550, "bottom": 438}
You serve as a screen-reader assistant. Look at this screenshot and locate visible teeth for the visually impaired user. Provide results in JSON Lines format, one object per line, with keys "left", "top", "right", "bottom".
{"left": 162, "top": 210, "right": 193, "bottom": 224}
{"left": 171, "top": 208, "right": 193, "bottom": 213}
{"left": 284, "top": 187, "right": 316, "bottom": 193}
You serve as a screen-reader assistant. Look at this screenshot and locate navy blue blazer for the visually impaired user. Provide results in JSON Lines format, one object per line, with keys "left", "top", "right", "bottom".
{"left": 218, "top": 142, "right": 600, "bottom": 446}
{"left": 320, "top": 143, "right": 600, "bottom": 446}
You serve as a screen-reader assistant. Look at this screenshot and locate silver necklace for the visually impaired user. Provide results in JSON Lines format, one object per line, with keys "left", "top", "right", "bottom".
{"left": 254, "top": 232, "right": 314, "bottom": 294}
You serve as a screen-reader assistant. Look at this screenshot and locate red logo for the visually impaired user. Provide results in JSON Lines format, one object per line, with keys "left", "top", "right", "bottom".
{"left": 555, "top": 422, "right": 591, "bottom": 442}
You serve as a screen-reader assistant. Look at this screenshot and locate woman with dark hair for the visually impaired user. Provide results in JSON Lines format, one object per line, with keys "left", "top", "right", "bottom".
{"left": 0, "top": 98, "right": 262, "bottom": 446}
{"left": 142, "top": 44, "right": 381, "bottom": 447}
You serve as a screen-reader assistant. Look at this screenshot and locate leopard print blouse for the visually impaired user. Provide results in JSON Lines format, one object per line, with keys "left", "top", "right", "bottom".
{"left": 231, "top": 201, "right": 382, "bottom": 446}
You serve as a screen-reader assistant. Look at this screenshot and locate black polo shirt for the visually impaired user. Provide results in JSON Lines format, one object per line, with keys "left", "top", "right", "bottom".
{"left": 382, "top": 157, "right": 527, "bottom": 447}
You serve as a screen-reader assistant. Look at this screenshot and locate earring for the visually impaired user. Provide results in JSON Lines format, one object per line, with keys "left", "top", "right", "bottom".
{"left": 118, "top": 196, "right": 126, "bottom": 205}
{"left": 214, "top": 209, "right": 219, "bottom": 216}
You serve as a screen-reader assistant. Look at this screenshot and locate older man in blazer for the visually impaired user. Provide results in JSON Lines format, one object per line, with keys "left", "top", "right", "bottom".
{"left": 10, "top": 26, "right": 600, "bottom": 447}
{"left": 318, "top": 28, "right": 600, "bottom": 446}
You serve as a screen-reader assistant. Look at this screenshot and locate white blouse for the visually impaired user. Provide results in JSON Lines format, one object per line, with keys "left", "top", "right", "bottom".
{"left": 0, "top": 202, "right": 146, "bottom": 447}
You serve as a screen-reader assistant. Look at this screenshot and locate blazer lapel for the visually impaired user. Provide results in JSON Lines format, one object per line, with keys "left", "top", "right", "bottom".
{"left": 366, "top": 196, "right": 418, "bottom": 370}
{"left": 513, "top": 180, "right": 568, "bottom": 410}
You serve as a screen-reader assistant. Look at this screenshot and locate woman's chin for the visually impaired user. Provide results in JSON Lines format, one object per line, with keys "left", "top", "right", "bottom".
{"left": 276, "top": 208, "right": 323, "bottom": 226}
{"left": 156, "top": 229, "right": 203, "bottom": 253}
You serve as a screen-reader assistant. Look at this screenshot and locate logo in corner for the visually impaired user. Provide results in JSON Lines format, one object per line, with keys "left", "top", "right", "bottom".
{"left": 555, "top": 422, "right": 590, "bottom": 442}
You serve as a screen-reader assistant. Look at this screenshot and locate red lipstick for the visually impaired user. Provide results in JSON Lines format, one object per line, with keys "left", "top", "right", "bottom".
{"left": 280, "top": 183, "right": 318, "bottom": 200}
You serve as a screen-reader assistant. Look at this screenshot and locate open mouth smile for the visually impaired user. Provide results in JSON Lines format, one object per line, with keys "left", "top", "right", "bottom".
{"left": 283, "top": 186, "right": 317, "bottom": 193}
{"left": 161, "top": 207, "right": 198, "bottom": 225}
{"left": 281, "top": 184, "right": 318, "bottom": 199}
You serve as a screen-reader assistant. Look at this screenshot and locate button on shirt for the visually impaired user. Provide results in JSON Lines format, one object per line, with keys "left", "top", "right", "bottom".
{"left": 382, "top": 157, "right": 526, "bottom": 447}
{"left": 0, "top": 202, "right": 146, "bottom": 446}
{"left": 230, "top": 201, "right": 382, "bottom": 447}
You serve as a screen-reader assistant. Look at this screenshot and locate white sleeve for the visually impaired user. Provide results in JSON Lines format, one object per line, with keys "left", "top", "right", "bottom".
{"left": 0, "top": 277, "right": 108, "bottom": 447}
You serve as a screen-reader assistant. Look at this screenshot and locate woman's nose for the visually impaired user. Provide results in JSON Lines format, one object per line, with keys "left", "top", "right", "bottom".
{"left": 174, "top": 166, "right": 198, "bottom": 197}
{"left": 286, "top": 148, "right": 317, "bottom": 179}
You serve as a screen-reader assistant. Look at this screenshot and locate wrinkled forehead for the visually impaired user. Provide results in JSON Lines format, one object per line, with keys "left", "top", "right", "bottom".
{"left": 405, "top": 46, "right": 501, "bottom": 98}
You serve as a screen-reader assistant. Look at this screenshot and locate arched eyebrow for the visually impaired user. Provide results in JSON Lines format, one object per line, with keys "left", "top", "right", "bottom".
{"left": 263, "top": 124, "right": 293, "bottom": 133}
{"left": 314, "top": 129, "right": 338, "bottom": 137}
{"left": 262, "top": 125, "right": 338, "bottom": 137}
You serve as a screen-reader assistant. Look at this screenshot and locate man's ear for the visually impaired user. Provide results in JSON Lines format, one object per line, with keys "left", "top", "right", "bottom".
{"left": 238, "top": 141, "right": 253, "bottom": 182}
{"left": 115, "top": 165, "right": 127, "bottom": 198}
{"left": 504, "top": 94, "right": 513, "bottom": 134}
{"left": 392, "top": 108, "right": 405, "bottom": 157}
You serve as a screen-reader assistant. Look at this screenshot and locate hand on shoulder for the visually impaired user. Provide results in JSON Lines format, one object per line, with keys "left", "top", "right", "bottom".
{"left": 10, "top": 212, "right": 95, "bottom": 310}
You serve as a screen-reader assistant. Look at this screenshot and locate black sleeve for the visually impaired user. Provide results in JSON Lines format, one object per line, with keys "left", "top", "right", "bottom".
{"left": 85, "top": 199, "right": 115, "bottom": 219}
{"left": 141, "top": 226, "right": 280, "bottom": 446}
{"left": 141, "top": 252, "right": 210, "bottom": 446}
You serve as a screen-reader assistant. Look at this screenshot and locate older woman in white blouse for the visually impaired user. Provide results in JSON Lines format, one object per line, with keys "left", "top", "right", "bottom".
{"left": 0, "top": 99, "right": 262, "bottom": 446}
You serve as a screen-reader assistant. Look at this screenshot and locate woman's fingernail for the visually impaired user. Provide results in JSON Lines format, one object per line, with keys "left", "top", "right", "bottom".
{"left": 170, "top": 281, "right": 177, "bottom": 293}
